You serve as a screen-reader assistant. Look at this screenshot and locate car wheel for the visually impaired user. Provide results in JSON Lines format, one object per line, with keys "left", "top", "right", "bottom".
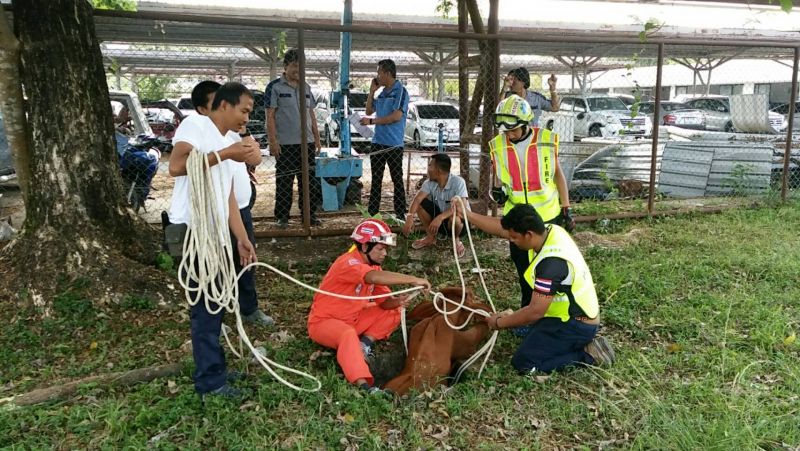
{"left": 413, "top": 130, "right": 422, "bottom": 149}
{"left": 589, "top": 124, "right": 602, "bottom": 137}
{"left": 724, "top": 122, "right": 735, "bottom": 133}
{"left": 546, "top": 120, "right": 554, "bottom": 131}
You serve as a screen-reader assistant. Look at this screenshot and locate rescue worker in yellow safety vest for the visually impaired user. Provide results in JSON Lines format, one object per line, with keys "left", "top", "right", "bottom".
{"left": 490, "top": 95, "right": 575, "bottom": 334}
{"left": 451, "top": 202, "right": 615, "bottom": 373}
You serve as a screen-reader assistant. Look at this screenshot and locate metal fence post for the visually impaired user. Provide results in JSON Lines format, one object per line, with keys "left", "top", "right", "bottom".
{"left": 457, "top": 0, "right": 469, "bottom": 181}
{"left": 781, "top": 47, "right": 799, "bottom": 202}
{"left": 298, "top": 28, "right": 311, "bottom": 235}
{"left": 648, "top": 43, "right": 664, "bottom": 215}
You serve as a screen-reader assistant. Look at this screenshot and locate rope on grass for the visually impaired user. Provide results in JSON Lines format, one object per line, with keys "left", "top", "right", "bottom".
{"left": 179, "top": 149, "right": 426, "bottom": 392}
{"left": 399, "top": 196, "right": 500, "bottom": 383}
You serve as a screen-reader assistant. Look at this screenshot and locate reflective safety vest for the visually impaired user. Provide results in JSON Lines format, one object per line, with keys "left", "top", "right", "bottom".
{"left": 523, "top": 225, "right": 599, "bottom": 322}
{"left": 489, "top": 128, "right": 560, "bottom": 221}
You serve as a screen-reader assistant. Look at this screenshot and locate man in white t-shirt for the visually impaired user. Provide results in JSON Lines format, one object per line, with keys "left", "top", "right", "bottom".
{"left": 191, "top": 81, "right": 274, "bottom": 329}
{"left": 402, "top": 153, "right": 470, "bottom": 258}
{"left": 167, "top": 82, "right": 260, "bottom": 399}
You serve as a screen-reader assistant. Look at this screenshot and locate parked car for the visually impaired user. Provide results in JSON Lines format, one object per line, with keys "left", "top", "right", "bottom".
{"left": 141, "top": 100, "right": 185, "bottom": 144}
{"left": 175, "top": 96, "right": 196, "bottom": 117}
{"left": 245, "top": 89, "right": 268, "bottom": 149}
{"left": 771, "top": 101, "right": 800, "bottom": 132}
{"left": 315, "top": 91, "right": 375, "bottom": 150}
{"left": 110, "top": 90, "right": 154, "bottom": 137}
{"left": 315, "top": 107, "right": 336, "bottom": 148}
{"left": 404, "top": 101, "right": 460, "bottom": 149}
{"left": 610, "top": 93, "right": 639, "bottom": 109}
{"left": 675, "top": 96, "right": 786, "bottom": 133}
{"left": 547, "top": 95, "right": 652, "bottom": 139}
{"left": 638, "top": 101, "right": 691, "bottom": 126}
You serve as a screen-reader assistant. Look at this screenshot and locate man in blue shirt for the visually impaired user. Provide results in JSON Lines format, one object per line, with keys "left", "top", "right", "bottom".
{"left": 360, "top": 59, "right": 409, "bottom": 220}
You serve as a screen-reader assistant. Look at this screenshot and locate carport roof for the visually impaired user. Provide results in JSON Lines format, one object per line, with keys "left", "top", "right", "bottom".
{"left": 86, "top": 1, "right": 800, "bottom": 59}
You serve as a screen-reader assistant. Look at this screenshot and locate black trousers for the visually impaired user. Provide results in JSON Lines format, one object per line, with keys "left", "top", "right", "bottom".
{"left": 511, "top": 317, "right": 597, "bottom": 373}
{"left": 230, "top": 206, "right": 257, "bottom": 316}
{"left": 368, "top": 143, "right": 407, "bottom": 217}
{"left": 274, "top": 144, "right": 321, "bottom": 221}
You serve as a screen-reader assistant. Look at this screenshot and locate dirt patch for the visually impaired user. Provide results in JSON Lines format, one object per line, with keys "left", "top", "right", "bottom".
{"left": 573, "top": 227, "right": 650, "bottom": 249}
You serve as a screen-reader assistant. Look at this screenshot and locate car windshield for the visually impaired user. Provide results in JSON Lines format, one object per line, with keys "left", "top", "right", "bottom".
{"left": 177, "top": 98, "right": 194, "bottom": 110}
{"left": 416, "top": 105, "right": 459, "bottom": 119}
{"left": 144, "top": 108, "right": 175, "bottom": 123}
{"left": 587, "top": 97, "right": 628, "bottom": 111}
{"left": 349, "top": 93, "right": 368, "bottom": 108}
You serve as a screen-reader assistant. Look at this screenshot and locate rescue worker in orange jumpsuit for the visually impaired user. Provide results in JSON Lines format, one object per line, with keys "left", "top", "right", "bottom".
{"left": 307, "top": 219, "right": 431, "bottom": 393}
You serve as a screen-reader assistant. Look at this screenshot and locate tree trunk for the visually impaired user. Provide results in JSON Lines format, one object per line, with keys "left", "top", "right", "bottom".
{"left": 0, "top": 0, "right": 162, "bottom": 307}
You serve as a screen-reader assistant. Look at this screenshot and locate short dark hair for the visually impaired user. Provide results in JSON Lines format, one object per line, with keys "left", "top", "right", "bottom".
{"left": 377, "top": 59, "right": 396, "bottom": 78}
{"left": 500, "top": 204, "right": 545, "bottom": 235}
{"left": 283, "top": 48, "right": 299, "bottom": 66}
{"left": 430, "top": 153, "right": 451, "bottom": 173}
{"left": 211, "top": 82, "right": 253, "bottom": 111}
{"left": 191, "top": 80, "right": 221, "bottom": 113}
{"left": 508, "top": 67, "right": 530, "bottom": 89}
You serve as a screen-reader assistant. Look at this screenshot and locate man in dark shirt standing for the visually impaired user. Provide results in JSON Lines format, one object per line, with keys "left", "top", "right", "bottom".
{"left": 265, "top": 48, "right": 323, "bottom": 228}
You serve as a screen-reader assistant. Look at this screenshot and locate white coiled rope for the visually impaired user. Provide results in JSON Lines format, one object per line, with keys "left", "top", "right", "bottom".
{"left": 398, "top": 196, "right": 501, "bottom": 384}
{"left": 178, "top": 149, "right": 427, "bottom": 392}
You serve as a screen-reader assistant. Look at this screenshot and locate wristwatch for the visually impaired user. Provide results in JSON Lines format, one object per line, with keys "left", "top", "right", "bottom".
{"left": 369, "top": 118, "right": 374, "bottom": 125}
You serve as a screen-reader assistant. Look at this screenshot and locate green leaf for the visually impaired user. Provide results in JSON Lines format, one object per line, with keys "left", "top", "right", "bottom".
{"left": 779, "top": 0, "right": 793, "bottom": 12}
{"left": 91, "top": 0, "right": 137, "bottom": 11}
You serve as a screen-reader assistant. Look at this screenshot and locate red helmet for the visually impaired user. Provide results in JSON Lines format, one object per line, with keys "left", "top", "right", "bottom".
{"left": 351, "top": 219, "right": 397, "bottom": 246}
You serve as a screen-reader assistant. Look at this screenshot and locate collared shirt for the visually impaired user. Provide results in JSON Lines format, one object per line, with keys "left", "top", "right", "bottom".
{"left": 265, "top": 74, "right": 316, "bottom": 145}
{"left": 505, "top": 89, "right": 552, "bottom": 127}
{"left": 419, "top": 173, "right": 470, "bottom": 212}
{"left": 372, "top": 80, "right": 409, "bottom": 147}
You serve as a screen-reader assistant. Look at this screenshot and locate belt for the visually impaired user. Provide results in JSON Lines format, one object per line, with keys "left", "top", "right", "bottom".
{"left": 575, "top": 316, "right": 599, "bottom": 325}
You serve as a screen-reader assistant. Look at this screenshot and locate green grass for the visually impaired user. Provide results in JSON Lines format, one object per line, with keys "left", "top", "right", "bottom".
{"left": 1, "top": 202, "right": 799, "bottom": 449}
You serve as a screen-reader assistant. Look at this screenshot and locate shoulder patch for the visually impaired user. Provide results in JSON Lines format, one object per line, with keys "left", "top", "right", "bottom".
{"left": 534, "top": 277, "right": 553, "bottom": 293}
{"left": 348, "top": 258, "right": 362, "bottom": 266}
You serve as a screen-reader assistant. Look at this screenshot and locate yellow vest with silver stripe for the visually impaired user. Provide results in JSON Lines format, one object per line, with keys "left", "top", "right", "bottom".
{"left": 489, "top": 128, "right": 560, "bottom": 221}
{"left": 523, "top": 225, "right": 599, "bottom": 322}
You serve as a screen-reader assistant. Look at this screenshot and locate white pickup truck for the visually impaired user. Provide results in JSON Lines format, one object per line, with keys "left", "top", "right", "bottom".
{"left": 542, "top": 94, "right": 652, "bottom": 140}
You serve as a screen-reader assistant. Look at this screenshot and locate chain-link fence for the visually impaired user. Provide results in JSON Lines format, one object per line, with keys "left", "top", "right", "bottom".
{"left": 3, "top": 10, "right": 798, "bottom": 240}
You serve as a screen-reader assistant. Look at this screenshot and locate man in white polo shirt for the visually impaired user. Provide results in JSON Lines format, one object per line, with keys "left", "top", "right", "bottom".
{"left": 402, "top": 153, "right": 470, "bottom": 258}
{"left": 191, "top": 81, "right": 274, "bottom": 328}
{"left": 167, "top": 82, "right": 259, "bottom": 399}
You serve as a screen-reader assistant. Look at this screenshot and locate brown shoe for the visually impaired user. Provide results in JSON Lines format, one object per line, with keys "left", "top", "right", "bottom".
{"left": 584, "top": 336, "right": 615, "bottom": 366}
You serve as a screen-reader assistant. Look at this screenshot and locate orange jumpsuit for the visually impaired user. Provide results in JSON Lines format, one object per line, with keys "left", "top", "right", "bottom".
{"left": 307, "top": 248, "right": 401, "bottom": 385}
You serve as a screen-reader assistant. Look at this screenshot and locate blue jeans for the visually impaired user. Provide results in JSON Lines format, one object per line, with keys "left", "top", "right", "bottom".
{"left": 512, "top": 317, "right": 598, "bottom": 373}
{"left": 230, "top": 206, "right": 258, "bottom": 316}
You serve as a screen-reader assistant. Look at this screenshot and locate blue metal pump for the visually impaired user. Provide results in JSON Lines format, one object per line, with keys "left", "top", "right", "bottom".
{"left": 316, "top": 0, "right": 363, "bottom": 211}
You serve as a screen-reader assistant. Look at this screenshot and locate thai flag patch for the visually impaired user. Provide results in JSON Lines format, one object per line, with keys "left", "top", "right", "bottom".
{"left": 534, "top": 278, "right": 553, "bottom": 293}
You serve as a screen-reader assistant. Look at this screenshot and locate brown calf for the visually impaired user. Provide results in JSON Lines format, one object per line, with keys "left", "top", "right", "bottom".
{"left": 383, "top": 287, "right": 492, "bottom": 395}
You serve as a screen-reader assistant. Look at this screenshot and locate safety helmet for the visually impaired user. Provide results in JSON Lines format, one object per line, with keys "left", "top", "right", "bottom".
{"left": 351, "top": 219, "right": 397, "bottom": 247}
{"left": 494, "top": 95, "right": 533, "bottom": 132}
